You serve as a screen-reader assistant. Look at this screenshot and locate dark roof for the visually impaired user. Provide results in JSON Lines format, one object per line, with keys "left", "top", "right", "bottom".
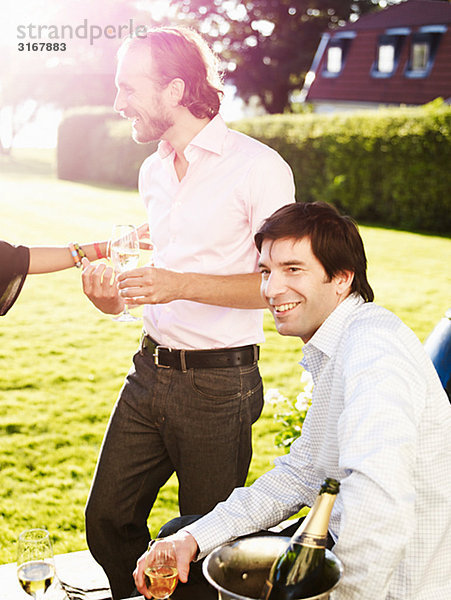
{"left": 341, "top": 0, "right": 451, "bottom": 31}
{"left": 305, "top": 0, "right": 451, "bottom": 106}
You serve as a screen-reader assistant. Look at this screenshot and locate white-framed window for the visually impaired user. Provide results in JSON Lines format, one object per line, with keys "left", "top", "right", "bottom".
{"left": 322, "top": 32, "right": 355, "bottom": 78}
{"left": 378, "top": 43, "right": 396, "bottom": 73}
{"left": 411, "top": 41, "right": 429, "bottom": 71}
{"left": 405, "top": 25, "right": 446, "bottom": 79}
{"left": 326, "top": 46, "right": 343, "bottom": 74}
{"left": 371, "top": 29, "right": 409, "bottom": 78}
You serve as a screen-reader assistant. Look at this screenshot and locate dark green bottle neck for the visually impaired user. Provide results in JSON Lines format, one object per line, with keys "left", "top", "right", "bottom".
{"left": 292, "top": 492, "right": 337, "bottom": 549}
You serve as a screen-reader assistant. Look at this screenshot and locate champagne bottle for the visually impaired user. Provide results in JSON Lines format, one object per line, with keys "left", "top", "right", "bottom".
{"left": 260, "top": 478, "right": 340, "bottom": 600}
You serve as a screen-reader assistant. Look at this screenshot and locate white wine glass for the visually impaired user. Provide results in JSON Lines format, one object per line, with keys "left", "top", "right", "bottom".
{"left": 17, "top": 529, "right": 56, "bottom": 600}
{"left": 144, "top": 538, "right": 179, "bottom": 599}
{"left": 110, "top": 224, "right": 140, "bottom": 323}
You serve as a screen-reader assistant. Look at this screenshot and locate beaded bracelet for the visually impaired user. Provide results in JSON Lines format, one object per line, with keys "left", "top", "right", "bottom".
{"left": 73, "top": 242, "right": 86, "bottom": 260}
{"left": 68, "top": 242, "right": 82, "bottom": 268}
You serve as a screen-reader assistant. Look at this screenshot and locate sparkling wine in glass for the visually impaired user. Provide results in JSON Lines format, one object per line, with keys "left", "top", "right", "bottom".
{"left": 110, "top": 224, "right": 140, "bottom": 322}
{"left": 17, "top": 529, "right": 55, "bottom": 600}
{"left": 144, "top": 539, "right": 179, "bottom": 599}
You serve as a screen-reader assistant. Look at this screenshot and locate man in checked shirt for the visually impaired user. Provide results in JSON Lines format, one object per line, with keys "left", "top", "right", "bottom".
{"left": 135, "top": 201, "right": 451, "bottom": 600}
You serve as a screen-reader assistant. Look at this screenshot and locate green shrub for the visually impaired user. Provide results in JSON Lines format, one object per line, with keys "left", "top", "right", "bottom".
{"left": 57, "top": 107, "right": 157, "bottom": 188}
{"left": 57, "top": 103, "right": 450, "bottom": 233}
{"left": 232, "top": 102, "right": 451, "bottom": 233}
{"left": 265, "top": 371, "right": 313, "bottom": 453}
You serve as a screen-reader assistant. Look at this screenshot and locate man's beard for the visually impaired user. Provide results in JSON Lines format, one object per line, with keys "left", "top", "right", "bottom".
{"left": 132, "top": 113, "right": 174, "bottom": 144}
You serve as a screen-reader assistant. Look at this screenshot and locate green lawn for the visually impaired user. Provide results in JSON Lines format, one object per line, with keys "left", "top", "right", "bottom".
{"left": 0, "top": 149, "right": 449, "bottom": 564}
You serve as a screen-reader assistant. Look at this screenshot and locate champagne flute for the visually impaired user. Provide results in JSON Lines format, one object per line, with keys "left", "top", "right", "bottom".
{"left": 17, "top": 529, "right": 55, "bottom": 600}
{"left": 144, "top": 539, "right": 179, "bottom": 599}
{"left": 110, "top": 224, "right": 140, "bottom": 322}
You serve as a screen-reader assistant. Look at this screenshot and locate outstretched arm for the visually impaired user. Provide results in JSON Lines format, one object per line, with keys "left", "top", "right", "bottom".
{"left": 28, "top": 223, "right": 150, "bottom": 274}
{"left": 118, "top": 268, "right": 266, "bottom": 309}
{"left": 28, "top": 242, "right": 109, "bottom": 274}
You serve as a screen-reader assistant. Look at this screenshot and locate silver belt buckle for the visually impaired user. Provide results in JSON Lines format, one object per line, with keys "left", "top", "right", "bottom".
{"left": 153, "top": 345, "right": 171, "bottom": 368}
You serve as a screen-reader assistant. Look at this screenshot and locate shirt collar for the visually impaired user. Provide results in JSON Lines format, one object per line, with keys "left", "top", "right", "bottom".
{"left": 300, "top": 294, "right": 364, "bottom": 378}
{"left": 157, "top": 114, "right": 228, "bottom": 160}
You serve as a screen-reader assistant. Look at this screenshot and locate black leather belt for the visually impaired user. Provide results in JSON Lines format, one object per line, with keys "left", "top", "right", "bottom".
{"left": 140, "top": 335, "right": 259, "bottom": 371}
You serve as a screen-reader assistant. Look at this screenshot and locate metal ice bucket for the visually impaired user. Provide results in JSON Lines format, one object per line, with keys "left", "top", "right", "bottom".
{"left": 203, "top": 536, "right": 343, "bottom": 600}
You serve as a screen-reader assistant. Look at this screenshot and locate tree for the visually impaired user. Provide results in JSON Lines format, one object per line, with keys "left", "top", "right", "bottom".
{"left": 168, "top": 0, "right": 390, "bottom": 113}
{"left": 0, "top": 0, "right": 400, "bottom": 155}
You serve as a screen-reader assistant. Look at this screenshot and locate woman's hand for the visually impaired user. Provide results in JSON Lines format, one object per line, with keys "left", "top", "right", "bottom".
{"left": 136, "top": 222, "right": 152, "bottom": 252}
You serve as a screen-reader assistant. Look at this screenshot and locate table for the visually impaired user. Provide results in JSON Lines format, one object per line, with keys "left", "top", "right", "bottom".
{"left": 0, "top": 549, "right": 110, "bottom": 600}
{"left": 0, "top": 549, "right": 218, "bottom": 600}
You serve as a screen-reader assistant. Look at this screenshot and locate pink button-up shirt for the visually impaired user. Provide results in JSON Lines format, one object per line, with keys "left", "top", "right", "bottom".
{"left": 138, "top": 114, "right": 295, "bottom": 349}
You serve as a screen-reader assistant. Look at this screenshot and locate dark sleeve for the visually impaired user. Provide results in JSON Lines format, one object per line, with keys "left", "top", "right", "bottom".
{"left": 0, "top": 241, "right": 30, "bottom": 315}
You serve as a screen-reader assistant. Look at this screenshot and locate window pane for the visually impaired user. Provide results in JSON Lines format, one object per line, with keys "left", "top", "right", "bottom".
{"left": 378, "top": 44, "right": 395, "bottom": 73}
{"left": 411, "top": 42, "right": 429, "bottom": 70}
{"left": 327, "top": 46, "right": 342, "bottom": 73}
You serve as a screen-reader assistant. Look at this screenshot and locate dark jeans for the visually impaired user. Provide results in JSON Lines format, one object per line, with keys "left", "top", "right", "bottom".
{"left": 157, "top": 514, "right": 334, "bottom": 599}
{"left": 85, "top": 347, "right": 263, "bottom": 600}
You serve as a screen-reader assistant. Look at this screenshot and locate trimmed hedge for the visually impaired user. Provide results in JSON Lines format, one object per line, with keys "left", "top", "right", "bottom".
{"left": 232, "top": 102, "right": 451, "bottom": 234}
{"left": 57, "top": 107, "right": 157, "bottom": 189}
{"left": 57, "top": 103, "right": 450, "bottom": 233}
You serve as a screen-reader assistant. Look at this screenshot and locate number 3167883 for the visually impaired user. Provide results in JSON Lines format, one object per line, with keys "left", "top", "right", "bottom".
{"left": 18, "top": 42, "right": 67, "bottom": 51}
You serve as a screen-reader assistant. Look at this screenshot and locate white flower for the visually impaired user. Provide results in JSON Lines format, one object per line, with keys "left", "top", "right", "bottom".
{"left": 295, "top": 392, "right": 311, "bottom": 412}
{"left": 264, "top": 388, "right": 288, "bottom": 404}
{"left": 300, "top": 370, "right": 314, "bottom": 394}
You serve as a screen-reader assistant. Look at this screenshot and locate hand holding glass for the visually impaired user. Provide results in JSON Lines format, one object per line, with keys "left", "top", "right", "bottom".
{"left": 144, "top": 539, "right": 179, "bottom": 599}
{"left": 17, "top": 529, "right": 55, "bottom": 600}
{"left": 110, "top": 224, "right": 140, "bottom": 322}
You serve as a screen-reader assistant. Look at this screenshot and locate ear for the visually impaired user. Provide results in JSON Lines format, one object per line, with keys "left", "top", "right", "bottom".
{"left": 334, "top": 270, "right": 354, "bottom": 295}
{"left": 167, "top": 78, "right": 185, "bottom": 106}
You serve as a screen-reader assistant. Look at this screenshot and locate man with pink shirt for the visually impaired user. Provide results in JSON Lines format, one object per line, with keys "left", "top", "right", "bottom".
{"left": 81, "top": 26, "right": 295, "bottom": 600}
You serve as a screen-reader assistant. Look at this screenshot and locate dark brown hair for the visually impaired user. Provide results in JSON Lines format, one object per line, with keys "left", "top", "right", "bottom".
{"left": 120, "top": 26, "right": 223, "bottom": 119}
{"left": 255, "top": 202, "right": 374, "bottom": 302}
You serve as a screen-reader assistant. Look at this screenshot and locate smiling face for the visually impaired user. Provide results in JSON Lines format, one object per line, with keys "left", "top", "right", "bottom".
{"left": 114, "top": 45, "right": 175, "bottom": 143}
{"left": 259, "top": 236, "right": 354, "bottom": 343}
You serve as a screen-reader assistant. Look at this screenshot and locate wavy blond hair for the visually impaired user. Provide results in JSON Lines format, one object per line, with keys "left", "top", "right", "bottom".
{"left": 119, "top": 26, "right": 223, "bottom": 119}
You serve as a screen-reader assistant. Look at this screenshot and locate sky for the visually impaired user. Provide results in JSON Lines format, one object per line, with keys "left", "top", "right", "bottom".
{"left": 1, "top": 0, "right": 247, "bottom": 148}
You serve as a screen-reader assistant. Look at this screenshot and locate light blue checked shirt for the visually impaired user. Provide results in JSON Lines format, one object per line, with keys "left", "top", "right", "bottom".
{"left": 185, "top": 294, "right": 451, "bottom": 599}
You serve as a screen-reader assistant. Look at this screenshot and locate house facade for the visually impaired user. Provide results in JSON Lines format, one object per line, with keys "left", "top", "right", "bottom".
{"left": 303, "top": 0, "right": 451, "bottom": 112}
